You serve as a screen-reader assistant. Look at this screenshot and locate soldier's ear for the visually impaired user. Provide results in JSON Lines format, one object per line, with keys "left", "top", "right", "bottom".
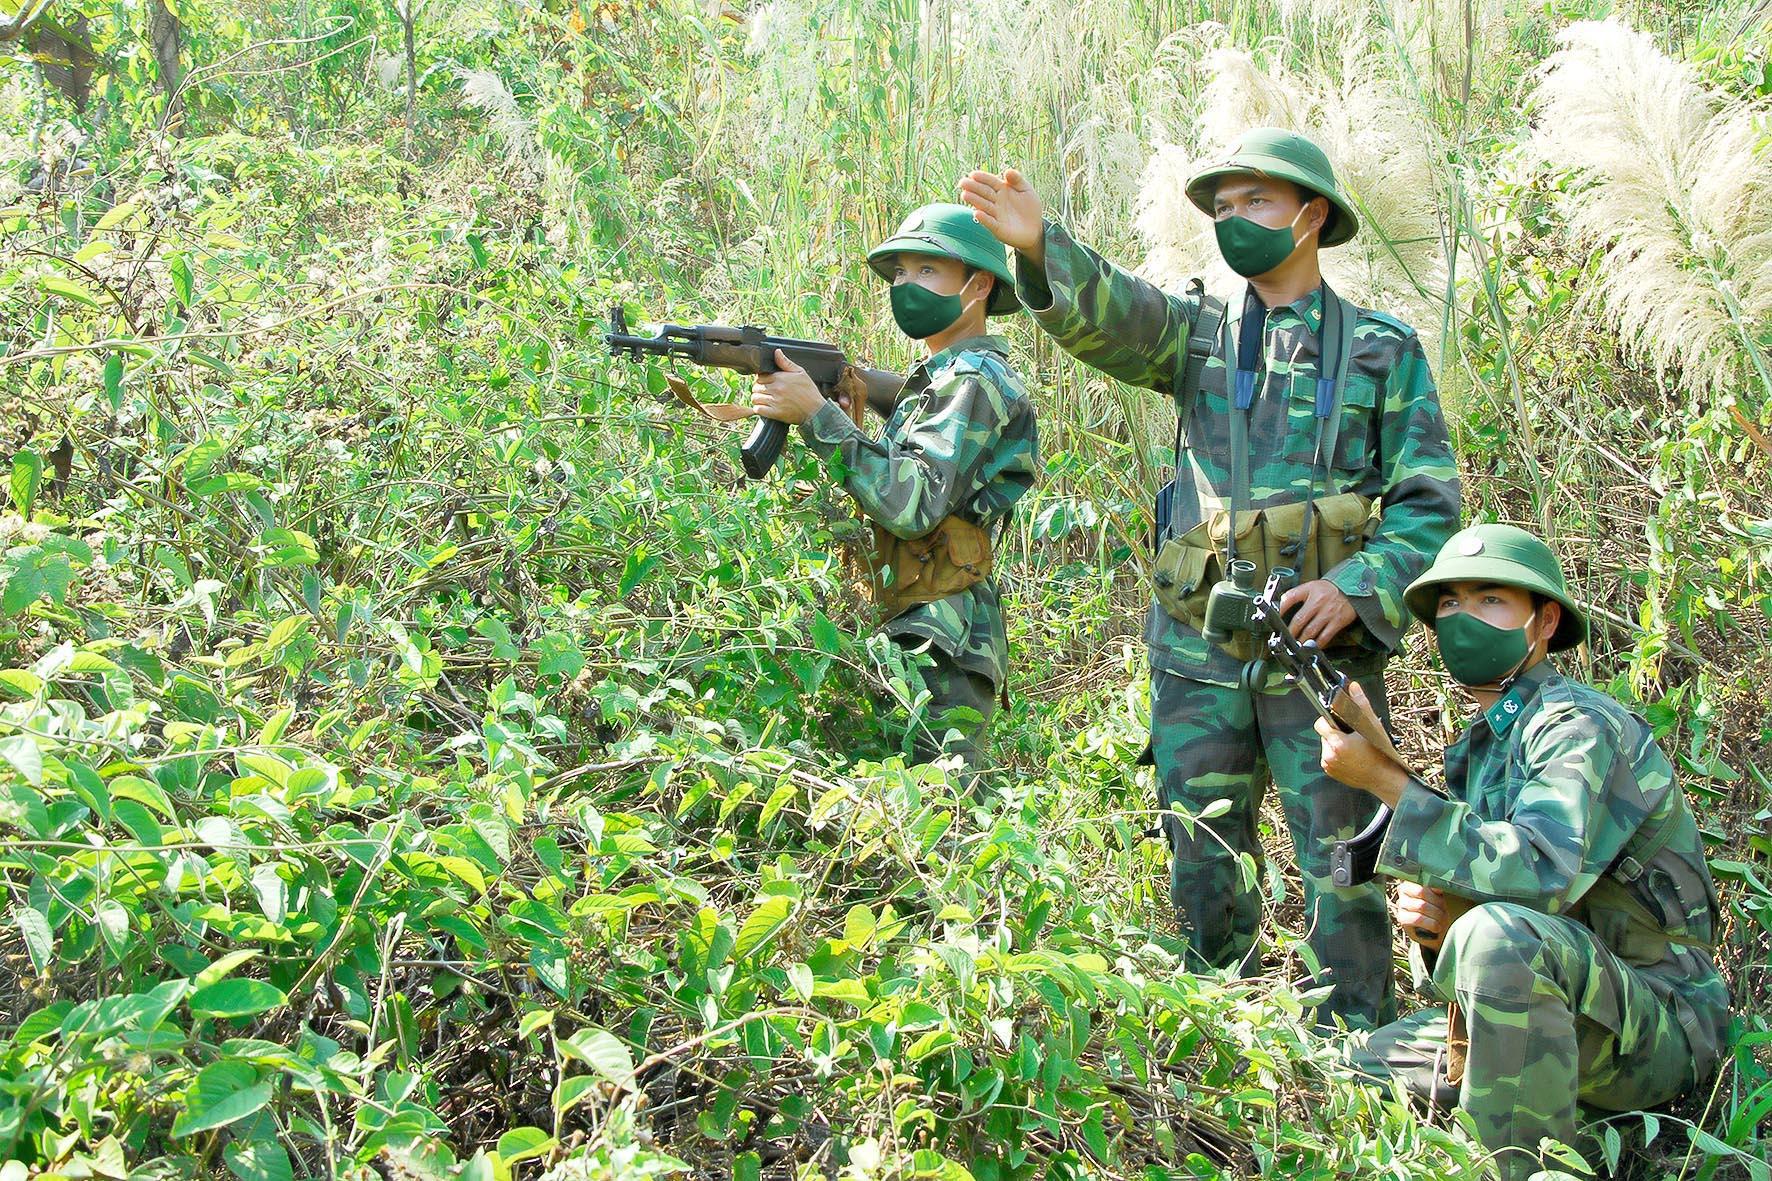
{"left": 1306, "top": 194, "right": 1330, "bottom": 238}
{"left": 1537, "top": 599, "right": 1561, "bottom": 650}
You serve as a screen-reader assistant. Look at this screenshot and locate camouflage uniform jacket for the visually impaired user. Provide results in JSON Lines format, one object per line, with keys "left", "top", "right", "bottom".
{"left": 1377, "top": 661, "right": 1730, "bottom": 1072}
{"left": 797, "top": 334, "right": 1038, "bottom": 687}
{"left": 1015, "top": 221, "right": 1460, "bottom": 685}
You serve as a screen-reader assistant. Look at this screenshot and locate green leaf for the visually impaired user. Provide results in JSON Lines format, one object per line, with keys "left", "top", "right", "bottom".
{"left": 810, "top": 612, "right": 842, "bottom": 654}
{"left": 758, "top": 780, "right": 797, "bottom": 828}
{"left": 224, "top": 1140, "right": 294, "bottom": 1181}
{"left": 842, "top": 904, "right": 877, "bottom": 949}
{"left": 103, "top": 353, "right": 124, "bottom": 411}
{"left": 734, "top": 895, "right": 793, "bottom": 960}
{"left": 109, "top": 774, "right": 176, "bottom": 821}
{"left": 475, "top": 617, "right": 521, "bottom": 660}
{"left": 12, "top": 905, "right": 53, "bottom": 972}
{"left": 94, "top": 200, "right": 141, "bottom": 231}
{"left": 533, "top": 632, "right": 584, "bottom": 679}
{"left": 172, "top": 1060, "right": 272, "bottom": 1137}
{"left": 113, "top": 799, "right": 163, "bottom": 846}
{"left": 560, "top": 1027, "right": 636, "bottom": 1092}
{"left": 9, "top": 451, "right": 43, "bottom": 516}
{"left": 619, "top": 547, "right": 658, "bottom": 597}
{"left": 0, "top": 782, "right": 50, "bottom": 836}
{"left": 40, "top": 273, "right": 102, "bottom": 307}
{"left": 496, "top": 1127, "right": 556, "bottom": 1164}
{"left": 195, "top": 949, "right": 263, "bottom": 988}
{"left": 0, "top": 735, "right": 43, "bottom": 786}
{"left": 169, "top": 253, "right": 195, "bottom": 307}
{"left": 189, "top": 978, "right": 287, "bottom": 1019}
{"left": 0, "top": 669, "right": 45, "bottom": 698}
{"left": 517, "top": 1008, "right": 554, "bottom": 1039}
{"left": 553, "top": 1074, "right": 599, "bottom": 1116}
{"left": 254, "top": 528, "right": 319, "bottom": 568}
{"left": 188, "top": 471, "right": 262, "bottom": 497}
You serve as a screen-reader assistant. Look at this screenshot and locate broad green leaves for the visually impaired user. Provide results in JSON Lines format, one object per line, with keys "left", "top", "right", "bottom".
{"left": 188, "top": 979, "right": 288, "bottom": 1019}
{"left": 560, "top": 1027, "right": 636, "bottom": 1092}
{"left": 173, "top": 1061, "right": 273, "bottom": 1137}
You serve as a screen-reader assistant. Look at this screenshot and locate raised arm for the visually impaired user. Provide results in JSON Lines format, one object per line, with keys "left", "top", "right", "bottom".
{"left": 961, "top": 169, "right": 1200, "bottom": 397}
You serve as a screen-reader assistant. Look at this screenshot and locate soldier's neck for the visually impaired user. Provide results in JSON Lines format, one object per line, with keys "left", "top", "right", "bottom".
{"left": 1247, "top": 254, "right": 1323, "bottom": 312}
{"left": 921, "top": 311, "right": 989, "bottom": 358}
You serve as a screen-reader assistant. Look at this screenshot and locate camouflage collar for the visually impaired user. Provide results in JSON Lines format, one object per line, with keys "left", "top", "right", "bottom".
{"left": 1284, "top": 286, "right": 1326, "bottom": 334}
{"left": 919, "top": 334, "right": 1010, "bottom": 375}
{"left": 1233, "top": 286, "right": 1326, "bottom": 335}
{"left": 1483, "top": 660, "right": 1557, "bottom": 737}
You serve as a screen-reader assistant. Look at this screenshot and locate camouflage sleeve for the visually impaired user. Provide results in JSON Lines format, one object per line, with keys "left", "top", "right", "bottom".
{"left": 1013, "top": 221, "right": 1201, "bottom": 397}
{"left": 1376, "top": 701, "right": 1634, "bottom": 911}
{"left": 1324, "top": 333, "right": 1460, "bottom": 648}
{"left": 797, "top": 366, "right": 1014, "bottom": 539}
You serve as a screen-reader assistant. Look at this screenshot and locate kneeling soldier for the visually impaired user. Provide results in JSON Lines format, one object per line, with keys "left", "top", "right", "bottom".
{"left": 751, "top": 204, "right": 1038, "bottom": 773}
{"left": 1317, "top": 524, "right": 1728, "bottom": 1180}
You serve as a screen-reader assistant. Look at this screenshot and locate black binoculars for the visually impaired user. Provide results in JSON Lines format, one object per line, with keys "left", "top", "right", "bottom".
{"left": 1202, "top": 560, "right": 1297, "bottom": 645}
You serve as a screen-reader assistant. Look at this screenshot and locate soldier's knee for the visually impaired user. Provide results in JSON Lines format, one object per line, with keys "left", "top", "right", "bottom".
{"left": 1437, "top": 901, "right": 1550, "bottom": 999}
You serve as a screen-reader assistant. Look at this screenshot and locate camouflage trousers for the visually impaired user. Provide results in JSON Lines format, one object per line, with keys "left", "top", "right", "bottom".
{"left": 1348, "top": 902, "right": 1700, "bottom": 1181}
{"left": 894, "top": 643, "right": 997, "bottom": 772}
{"left": 1150, "top": 667, "right": 1395, "bottom": 1027}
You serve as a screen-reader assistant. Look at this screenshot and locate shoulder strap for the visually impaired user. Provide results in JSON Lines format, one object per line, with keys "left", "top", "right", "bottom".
{"left": 1177, "top": 280, "right": 1226, "bottom": 426}
{"left": 1163, "top": 281, "right": 1226, "bottom": 542}
{"left": 1291, "top": 290, "right": 1359, "bottom": 562}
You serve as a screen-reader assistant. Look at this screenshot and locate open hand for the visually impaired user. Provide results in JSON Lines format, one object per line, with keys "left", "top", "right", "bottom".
{"left": 1279, "top": 578, "right": 1357, "bottom": 646}
{"left": 958, "top": 169, "right": 1045, "bottom": 266}
{"left": 749, "top": 350, "right": 825, "bottom": 425}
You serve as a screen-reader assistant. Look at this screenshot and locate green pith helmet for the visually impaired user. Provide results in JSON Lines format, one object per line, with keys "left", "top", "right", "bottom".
{"left": 1184, "top": 128, "right": 1360, "bottom": 248}
{"left": 1404, "top": 524, "right": 1589, "bottom": 651}
{"left": 867, "top": 203, "right": 1020, "bottom": 315}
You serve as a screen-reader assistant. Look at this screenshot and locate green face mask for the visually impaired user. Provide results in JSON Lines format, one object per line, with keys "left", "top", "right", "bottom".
{"left": 1435, "top": 610, "right": 1536, "bottom": 687}
{"left": 891, "top": 279, "right": 969, "bottom": 339}
{"left": 1214, "top": 210, "right": 1306, "bottom": 278}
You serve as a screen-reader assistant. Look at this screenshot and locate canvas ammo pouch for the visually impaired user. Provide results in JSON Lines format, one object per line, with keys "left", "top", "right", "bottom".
{"left": 1151, "top": 490, "right": 1376, "bottom": 658}
{"left": 869, "top": 515, "right": 993, "bottom": 619}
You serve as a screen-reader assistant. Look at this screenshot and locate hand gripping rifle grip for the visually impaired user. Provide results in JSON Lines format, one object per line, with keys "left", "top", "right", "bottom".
{"left": 741, "top": 418, "right": 788, "bottom": 481}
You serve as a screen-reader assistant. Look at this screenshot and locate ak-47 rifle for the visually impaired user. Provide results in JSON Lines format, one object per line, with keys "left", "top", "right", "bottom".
{"left": 1241, "top": 569, "right": 1418, "bottom": 889}
{"left": 603, "top": 305, "right": 900, "bottom": 480}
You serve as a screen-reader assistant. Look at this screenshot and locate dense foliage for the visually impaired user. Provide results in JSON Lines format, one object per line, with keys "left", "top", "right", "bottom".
{"left": 1, "top": 1, "right": 1768, "bottom": 1178}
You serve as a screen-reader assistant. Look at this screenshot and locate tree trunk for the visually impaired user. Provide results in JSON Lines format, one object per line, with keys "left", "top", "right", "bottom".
{"left": 16, "top": 15, "right": 98, "bottom": 112}
{"left": 400, "top": 0, "right": 418, "bottom": 152}
{"left": 149, "top": 0, "right": 184, "bottom": 135}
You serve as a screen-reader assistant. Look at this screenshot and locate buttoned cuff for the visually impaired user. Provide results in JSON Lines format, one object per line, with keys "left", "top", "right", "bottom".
{"left": 1326, "top": 557, "right": 1403, "bottom": 651}
{"left": 1374, "top": 776, "right": 1454, "bottom": 883}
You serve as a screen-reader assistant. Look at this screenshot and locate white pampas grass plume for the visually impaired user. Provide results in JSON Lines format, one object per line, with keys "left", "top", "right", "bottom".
{"left": 459, "top": 69, "right": 542, "bottom": 178}
{"left": 1528, "top": 18, "right": 1772, "bottom": 406}
{"left": 1135, "top": 46, "right": 1454, "bottom": 358}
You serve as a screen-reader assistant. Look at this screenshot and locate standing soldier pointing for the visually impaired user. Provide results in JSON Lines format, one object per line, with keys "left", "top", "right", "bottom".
{"left": 961, "top": 131, "right": 1460, "bottom": 1026}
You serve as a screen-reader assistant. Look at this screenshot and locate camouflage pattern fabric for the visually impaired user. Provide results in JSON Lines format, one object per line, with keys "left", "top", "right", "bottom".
{"left": 1351, "top": 661, "right": 1729, "bottom": 1178}
{"left": 896, "top": 643, "right": 996, "bottom": 773}
{"left": 799, "top": 334, "right": 1038, "bottom": 689}
{"left": 1152, "top": 667, "right": 1395, "bottom": 1027}
{"left": 1015, "top": 221, "right": 1459, "bottom": 685}
{"left": 1350, "top": 904, "right": 1702, "bottom": 1181}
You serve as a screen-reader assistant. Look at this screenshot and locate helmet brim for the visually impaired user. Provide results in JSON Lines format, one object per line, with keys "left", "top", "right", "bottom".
{"left": 866, "top": 234, "right": 1021, "bottom": 315}
{"left": 1184, "top": 157, "right": 1360, "bottom": 248}
{"left": 1404, "top": 559, "right": 1590, "bottom": 652}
